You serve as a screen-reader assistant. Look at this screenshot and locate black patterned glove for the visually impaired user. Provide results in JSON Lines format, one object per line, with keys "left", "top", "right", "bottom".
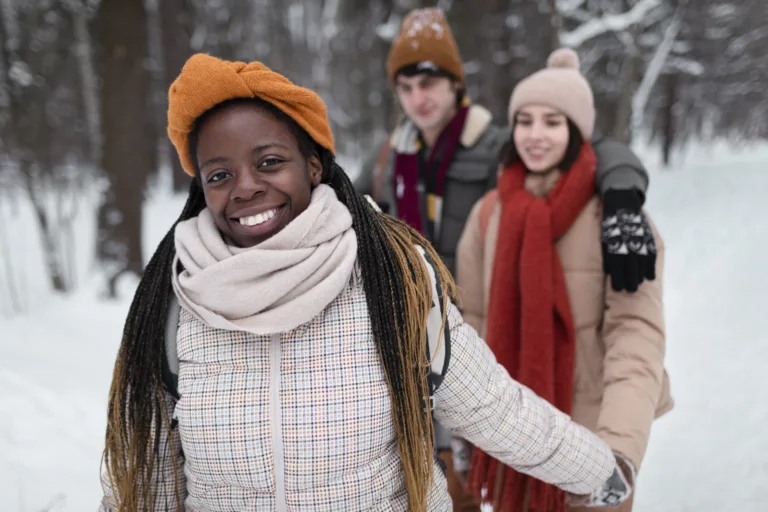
{"left": 602, "top": 190, "right": 657, "bottom": 293}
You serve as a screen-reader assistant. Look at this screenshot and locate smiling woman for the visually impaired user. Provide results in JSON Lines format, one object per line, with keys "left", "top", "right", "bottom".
{"left": 457, "top": 48, "right": 672, "bottom": 512}
{"left": 99, "top": 53, "right": 623, "bottom": 512}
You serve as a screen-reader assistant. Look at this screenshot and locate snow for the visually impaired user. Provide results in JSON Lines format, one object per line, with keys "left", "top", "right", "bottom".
{"left": 666, "top": 56, "right": 705, "bottom": 77}
{"left": 8, "top": 60, "right": 33, "bottom": 87}
{"left": 375, "top": 14, "right": 401, "bottom": 42}
{"left": 631, "top": 139, "right": 768, "bottom": 512}
{"left": 401, "top": 8, "right": 446, "bottom": 40}
{"left": 2, "top": 141, "right": 768, "bottom": 510}
{"left": 561, "top": 0, "right": 663, "bottom": 48}
{"left": 557, "top": 0, "right": 587, "bottom": 13}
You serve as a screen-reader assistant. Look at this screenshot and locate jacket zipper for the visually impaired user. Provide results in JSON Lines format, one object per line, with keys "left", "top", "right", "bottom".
{"left": 270, "top": 333, "right": 287, "bottom": 511}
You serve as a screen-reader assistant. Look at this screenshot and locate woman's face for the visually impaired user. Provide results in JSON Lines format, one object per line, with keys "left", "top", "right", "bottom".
{"left": 513, "top": 105, "right": 570, "bottom": 173}
{"left": 195, "top": 103, "right": 322, "bottom": 248}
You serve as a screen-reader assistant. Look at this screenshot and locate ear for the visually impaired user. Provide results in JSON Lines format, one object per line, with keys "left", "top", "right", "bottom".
{"left": 308, "top": 153, "right": 323, "bottom": 187}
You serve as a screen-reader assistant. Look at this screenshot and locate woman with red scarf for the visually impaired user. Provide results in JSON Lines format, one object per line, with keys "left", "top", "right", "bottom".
{"left": 456, "top": 49, "right": 673, "bottom": 512}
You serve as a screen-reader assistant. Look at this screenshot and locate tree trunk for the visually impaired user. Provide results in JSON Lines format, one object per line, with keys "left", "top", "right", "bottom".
{"left": 0, "top": 201, "right": 24, "bottom": 315}
{"left": 31, "top": 200, "right": 67, "bottom": 292}
{"left": 612, "top": 55, "right": 641, "bottom": 144}
{"left": 661, "top": 72, "right": 678, "bottom": 167}
{"left": 159, "top": 0, "right": 194, "bottom": 190}
{"left": 548, "top": 0, "right": 561, "bottom": 52}
{"left": 72, "top": 9, "right": 101, "bottom": 166}
{"left": 93, "top": 0, "right": 152, "bottom": 297}
{"left": 20, "top": 161, "right": 68, "bottom": 292}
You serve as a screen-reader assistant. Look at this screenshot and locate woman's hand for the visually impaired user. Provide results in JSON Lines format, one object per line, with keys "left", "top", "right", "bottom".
{"left": 567, "top": 452, "right": 636, "bottom": 508}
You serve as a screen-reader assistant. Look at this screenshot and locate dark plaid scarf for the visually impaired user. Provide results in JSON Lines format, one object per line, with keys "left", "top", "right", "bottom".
{"left": 392, "top": 106, "right": 469, "bottom": 242}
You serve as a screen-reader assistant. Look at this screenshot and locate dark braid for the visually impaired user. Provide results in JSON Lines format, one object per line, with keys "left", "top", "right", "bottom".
{"left": 103, "top": 178, "right": 205, "bottom": 511}
{"left": 104, "top": 98, "right": 456, "bottom": 512}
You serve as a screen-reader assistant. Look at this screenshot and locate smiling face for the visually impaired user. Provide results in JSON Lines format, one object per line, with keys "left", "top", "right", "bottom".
{"left": 193, "top": 101, "right": 322, "bottom": 248}
{"left": 513, "top": 104, "right": 571, "bottom": 173}
{"left": 394, "top": 72, "right": 459, "bottom": 143}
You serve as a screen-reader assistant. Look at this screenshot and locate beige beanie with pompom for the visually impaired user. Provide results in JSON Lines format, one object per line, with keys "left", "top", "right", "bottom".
{"left": 508, "top": 48, "right": 595, "bottom": 140}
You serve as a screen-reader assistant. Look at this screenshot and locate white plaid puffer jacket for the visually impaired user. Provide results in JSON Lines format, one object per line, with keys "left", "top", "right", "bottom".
{"left": 101, "top": 274, "right": 614, "bottom": 511}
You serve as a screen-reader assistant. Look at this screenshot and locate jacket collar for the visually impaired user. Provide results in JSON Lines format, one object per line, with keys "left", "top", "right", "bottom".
{"left": 389, "top": 104, "right": 493, "bottom": 154}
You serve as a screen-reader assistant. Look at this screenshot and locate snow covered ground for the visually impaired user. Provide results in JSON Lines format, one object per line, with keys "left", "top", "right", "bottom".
{"left": 1, "top": 141, "right": 767, "bottom": 511}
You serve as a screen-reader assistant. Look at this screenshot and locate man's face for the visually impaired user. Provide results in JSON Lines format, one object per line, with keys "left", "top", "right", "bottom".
{"left": 395, "top": 73, "right": 459, "bottom": 137}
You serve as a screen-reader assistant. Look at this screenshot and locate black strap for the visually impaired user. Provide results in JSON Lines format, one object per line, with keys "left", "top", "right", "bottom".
{"left": 161, "top": 351, "right": 179, "bottom": 400}
{"left": 162, "top": 295, "right": 181, "bottom": 401}
{"left": 421, "top": 249, "right": 451, "bottom": 412}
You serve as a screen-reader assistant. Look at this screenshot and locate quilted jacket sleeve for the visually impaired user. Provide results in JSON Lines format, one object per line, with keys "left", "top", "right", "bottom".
{"left": 433, "top": 302, "right": 615, "bottom": 496}
{"left": 455, "top": 199, "right": 486, "bottom": 338}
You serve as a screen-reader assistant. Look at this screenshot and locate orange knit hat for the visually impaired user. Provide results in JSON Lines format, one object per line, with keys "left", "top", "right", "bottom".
{"left": 386, "top": 8, "right": 464, "bottom": 84}
{"left": 167, "top": 53, "right": 335, "bottom": 177}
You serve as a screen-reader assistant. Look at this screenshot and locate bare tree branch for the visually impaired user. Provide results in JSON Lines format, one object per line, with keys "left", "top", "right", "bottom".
{"left": 631, "top": 1, "right": 686, "bottom": 135}
{"left": 561, "top": 0, "right": 663, "bottom": 47}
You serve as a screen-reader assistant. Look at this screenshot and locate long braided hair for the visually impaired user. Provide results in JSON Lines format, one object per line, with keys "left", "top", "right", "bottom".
{"left": 103, "top": 97, "right": 456, "bottom": 512}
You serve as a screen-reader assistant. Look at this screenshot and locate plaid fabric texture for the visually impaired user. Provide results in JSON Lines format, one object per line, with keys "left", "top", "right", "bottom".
{"left": 434, "top": 301, "right": 616, "bottom": 494}
{"left": 101, "top": 277, "right": 614, "bottom": 511}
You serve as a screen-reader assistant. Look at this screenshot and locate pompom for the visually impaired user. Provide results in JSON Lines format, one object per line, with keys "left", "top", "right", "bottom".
{"left": 547, "top": 48, "right": 580, "bottom": 70}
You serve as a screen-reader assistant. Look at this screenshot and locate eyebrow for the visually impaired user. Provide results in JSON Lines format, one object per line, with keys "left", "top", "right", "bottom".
{"left": 395, "top": 77, "right": 429, "bottom": 88}
{"left": 518, "top": 112, "right": 563, "bottom": 118}
{"left": 252, "top": 143, "right": 290, "bottom": 153}
{"left": 199, "top": 155, "right": 230, "bottom": 170}
{"left": 199, "top": 143, "right": 290, "bottom": 170}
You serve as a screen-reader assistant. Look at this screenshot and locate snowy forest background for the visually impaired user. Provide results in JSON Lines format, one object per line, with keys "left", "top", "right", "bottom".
{"left": 1, "top": 0, "right": 767, "bottom": 307}
{"left": 2, "top": 1, "right": 768, "bottom": 511}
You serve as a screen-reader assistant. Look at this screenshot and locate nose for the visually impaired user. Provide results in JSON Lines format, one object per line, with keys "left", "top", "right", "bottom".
{"left": 231, "top": 167, "right": 266, "bottom": 202}
{"left": 529, "top": 120, "right": 545, "bottom": 140}
{"left": 409, "top": 87, "right": 427, "bottom": 108}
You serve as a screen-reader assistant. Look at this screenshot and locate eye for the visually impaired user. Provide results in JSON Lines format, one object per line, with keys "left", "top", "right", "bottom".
{"left": 258, "top": 157, "right": 284, "bottom": 169}
{"left": 546, "top": 119, "right": 563, "bottom": 127}
{"left": 517, "top": 118, "right": 532, "bottom": 126}
{"left": 206, "top": 170, "right": 230, "bottom": 183}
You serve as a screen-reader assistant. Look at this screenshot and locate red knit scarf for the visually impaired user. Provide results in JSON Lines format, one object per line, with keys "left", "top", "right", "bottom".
{"left": 468, "top": 143, "right": 597, "bottom": 512}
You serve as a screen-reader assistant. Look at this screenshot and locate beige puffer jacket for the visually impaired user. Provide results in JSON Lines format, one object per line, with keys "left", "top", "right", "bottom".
{"left": 101, "top": 268, "right": 618, "bottom": 511}
{"left": 457, "top": 178, "right": 673, "bottom": 472}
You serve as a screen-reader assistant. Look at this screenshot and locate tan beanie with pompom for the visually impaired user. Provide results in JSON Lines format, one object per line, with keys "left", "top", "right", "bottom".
{"left": 508, "top": 48, "right": 595, "bottom": 140}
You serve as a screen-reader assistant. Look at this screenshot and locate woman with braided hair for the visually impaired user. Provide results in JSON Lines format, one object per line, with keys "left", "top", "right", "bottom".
{"left": 99, "top": 54, "right": 622, "bottom": 512}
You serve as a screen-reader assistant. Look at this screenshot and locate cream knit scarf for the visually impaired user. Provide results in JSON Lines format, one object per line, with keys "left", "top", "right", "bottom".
{"left": 172, "top": 184, "right": 358, "bottom": 334}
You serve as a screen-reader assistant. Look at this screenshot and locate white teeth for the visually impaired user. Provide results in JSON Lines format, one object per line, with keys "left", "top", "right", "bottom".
{"left": 238, "top": 207, "right": 279, "bottom": 227}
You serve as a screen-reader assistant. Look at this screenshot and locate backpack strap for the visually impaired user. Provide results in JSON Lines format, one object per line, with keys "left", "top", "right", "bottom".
{"left": 416, "top": 246, "right": 451, "bottom": 412}
{"left": 478, "top": 189, "right": 498, "bottom": 245}
{"left": 162, "top": 294, "right": 182, "bottom": 400}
